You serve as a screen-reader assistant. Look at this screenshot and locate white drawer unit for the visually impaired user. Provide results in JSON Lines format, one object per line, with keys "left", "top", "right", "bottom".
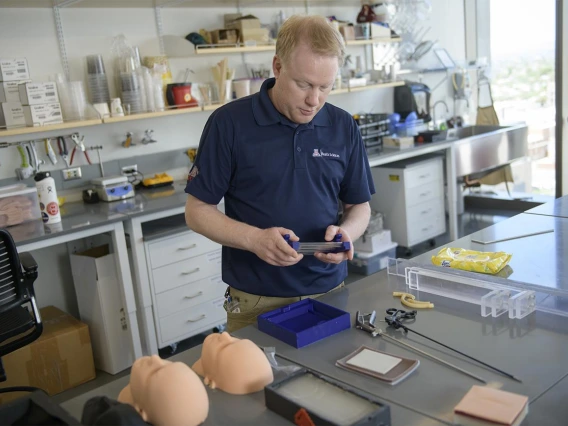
{"left": 148, "top": 231, "right": 220, "bottom": 269}
{"left": 144, "top": 229, "right": 226, "bottom": 349}
{"left": 156, "top": 274, "right": 226, "bottom": 318}
{"left": 159, "top": 296, "right": 226, "bottom": 345}
{"left": 370, "top": 155, "right": 446, "bottom": 249}
{"left": 152, "top": 249, "right": 222, "bottom": 294}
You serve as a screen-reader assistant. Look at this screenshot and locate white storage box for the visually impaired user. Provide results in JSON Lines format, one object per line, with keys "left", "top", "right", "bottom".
{"left": 70, "top": 245, "right": 133, "bottom": 374}
{"left": 0, "top": 58, "right": 30, "bottom": 82}
{"left": 23, "top": 103, "right": 63, "bottom": 127}
{"left": 0, "top": 80, "right": 30, "bottom": 102}
{"left": 0, "top": 102, "right": 25, "bottom": 129}
{"left": 354, "top": 229, "right": 392, "bottom": 253}
{"left": 19, "top": 82, "right": 59, "bottom": 105}
{"left": 0, "top": 184, "right": 41, "bottom": 228}
{"left": 348, "top": 242, "right": 398, "bottom": 276}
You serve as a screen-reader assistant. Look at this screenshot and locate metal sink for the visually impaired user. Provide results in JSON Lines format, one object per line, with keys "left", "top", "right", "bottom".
{"left": 446, "top": 125, "right": 507, "bottom": 140}
{"left": 445, "top": 124, "right": 529, "bottom": 177}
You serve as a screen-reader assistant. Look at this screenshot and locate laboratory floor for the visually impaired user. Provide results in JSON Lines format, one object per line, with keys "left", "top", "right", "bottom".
{"left": 50, "top": 208, "right": 517, "bottom": 409}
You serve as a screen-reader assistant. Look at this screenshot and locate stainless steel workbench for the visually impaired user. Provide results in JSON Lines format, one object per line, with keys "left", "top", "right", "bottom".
{"left": 411, "top": 212, "right": 568, "bottom": 293}
{"left": 525, "top": 196, "right": 568, "bottom": 219}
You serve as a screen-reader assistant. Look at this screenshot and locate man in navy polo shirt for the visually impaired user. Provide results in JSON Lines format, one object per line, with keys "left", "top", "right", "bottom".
{"left": 185, "top": 15, "right": 375, "bottom": 332}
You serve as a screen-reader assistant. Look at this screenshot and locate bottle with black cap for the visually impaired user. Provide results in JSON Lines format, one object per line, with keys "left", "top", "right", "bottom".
{"left": 34, "top": 171, "right": 61, "bottom": 224}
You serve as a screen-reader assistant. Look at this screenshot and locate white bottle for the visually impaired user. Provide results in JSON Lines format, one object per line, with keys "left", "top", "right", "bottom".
{"left": 34, "top": 171, "right": 61, "bottom": 224}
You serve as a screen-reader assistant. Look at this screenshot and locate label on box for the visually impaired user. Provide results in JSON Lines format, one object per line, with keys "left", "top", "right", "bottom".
{"left": 23, "top": 103, "right": 63, "bottom": 127}
{"left": 0, "top": 102, "right": 26, "bottom": 129}
{"left": 0, "top": 58, "right": 30, "bottom": 81}
{"left": 0, "top": 80, "right": 30, "bottom": 103}
{"left": 19, "top": 82, "right": 59, "bottom": 105}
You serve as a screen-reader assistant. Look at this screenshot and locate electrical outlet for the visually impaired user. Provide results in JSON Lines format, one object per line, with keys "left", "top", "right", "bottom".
{"left": 121, "top": 164, "right": 138, "bottom": 176}
{"left": 62, "top": 167, "right": 82, "bottom": 181}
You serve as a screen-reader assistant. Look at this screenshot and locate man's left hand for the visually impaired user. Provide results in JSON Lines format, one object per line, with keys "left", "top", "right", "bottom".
{"left": 314, "top": 225, "right": 354, "bottom": 264}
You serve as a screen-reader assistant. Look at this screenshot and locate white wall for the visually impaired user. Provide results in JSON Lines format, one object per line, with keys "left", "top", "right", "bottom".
{"left": 0, "top": 1, "right": 467, "bottom": 314}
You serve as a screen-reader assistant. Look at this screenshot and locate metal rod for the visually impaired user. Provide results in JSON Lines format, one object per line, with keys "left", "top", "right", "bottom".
{"left": 471, "top": 229, "right": 554, "bottom": 245}
{"left": 393, "top": 322, "right": 522, "bottom": 383}
{"left": 376, "top": 329, "right": 487, "bottom": 384}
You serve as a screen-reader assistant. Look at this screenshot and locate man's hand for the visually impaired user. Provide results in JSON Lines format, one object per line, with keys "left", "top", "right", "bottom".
{"left": 314, "top": 225, "right": 354, "bottom": 264}
{"left": 251, "top": 227, "right": 304, "bottom": 267}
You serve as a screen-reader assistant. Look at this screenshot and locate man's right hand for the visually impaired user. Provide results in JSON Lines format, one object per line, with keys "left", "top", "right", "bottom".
{"left": 250, "top": 227, "right": 303, "bottom": 267}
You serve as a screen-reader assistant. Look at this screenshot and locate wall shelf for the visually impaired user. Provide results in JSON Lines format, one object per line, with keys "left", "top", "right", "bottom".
{"left": 195, "top": 45, "right": 276, "bottom": 55}
{"left": 348, "top": 80, "right": 404, "bottom": 92}
{"left": 0, "top": 0, "right": 368, "bottom": 7}
{"left": 0, "top": 118, "right": 102, "bottom": 138}
{"left": 103, "top": 106, "right": 202, "bottom": 123}
{"left": 0, "top": 80, "right": 402, "bottom": 139}
{"left": 345, "top": 37, "right": 402, "bottom": 46}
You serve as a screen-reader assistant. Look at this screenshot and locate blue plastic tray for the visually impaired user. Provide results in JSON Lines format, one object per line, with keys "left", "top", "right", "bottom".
{"left": 257, "top": 298, "right": 350, "bottom": 348}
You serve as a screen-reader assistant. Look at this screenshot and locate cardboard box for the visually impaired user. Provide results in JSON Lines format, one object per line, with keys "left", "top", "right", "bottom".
{"left": 383, "top": 136, "right": 415, "bottom": 149}
{"left": 0, "top": 58, "right": 30, "bottom": 82}
{"left": 371, "top": 22, "right": 391, "bottom": 38}
{"left": 210, "top": 29, "right": 239, "bottom": 45}
{"left": 340, "top": 25, "right": 355, "bottom": 41}
{"left": 0, "top": 102, "right": 26, "bottom": 129}
{"left": 23, "top": 102, "right": 63, "bottom": 127}
{"left": 354, "top": 229, "right": 392, "bottom": 253}
{"left": 224, "top": 13, "right": 242, "bottom": 27}
{"left": 227, "top": 14, "right": 261, "bottom": 31}
{"left": 18, "top": 82, "right": 59, "bottom": 105}
{"left": 70, "top": 245, "right": 134, "bottom": 374}
{"left": 240, "top": 27, "right": 270, "bottom": 44}
{"left": 0, "top": 80, "right": 31, "bottom": 103}
{"left": 0, "top": 306, "right": 96, "bottom": 404}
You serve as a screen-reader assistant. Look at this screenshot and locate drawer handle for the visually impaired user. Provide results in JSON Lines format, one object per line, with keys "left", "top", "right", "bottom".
{"left": 184, "top": 291, "right": 204, "bottom": 299}
{"left": 421, "top": 226, "right": 433, "bottom": 232}
{"left": 187, "top": 314, "right": 206, "bottom": 323}
{"left": 418, "top": 174, "right": 430, "bottom": 179}
{"left": 177, "top": 244, "right": 197, "bottom": 251}
{"left": 419, "top": 192, "right": 431, "bottom": 197}
{"left": 181, "top": 268, "right": 200, "bottom": 276}
{"left": 420, "top": 208, "right": 432, "bottom": 215}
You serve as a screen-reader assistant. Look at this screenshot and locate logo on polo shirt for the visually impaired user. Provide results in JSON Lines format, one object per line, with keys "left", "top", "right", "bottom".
{"left": 312, "top": 148, "right": 339, "bottom": 158}
{"left": 187, "top": 165, "right": 199, "bottom": 182}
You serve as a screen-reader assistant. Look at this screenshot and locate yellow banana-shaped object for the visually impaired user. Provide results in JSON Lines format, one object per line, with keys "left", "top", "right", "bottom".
{"left": 393, "top": 292, "right": 434, "bottom": 309}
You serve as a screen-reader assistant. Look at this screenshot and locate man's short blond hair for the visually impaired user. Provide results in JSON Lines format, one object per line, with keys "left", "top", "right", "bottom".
{"left": 276, "top": 15, "right": 346, "bottom": 67}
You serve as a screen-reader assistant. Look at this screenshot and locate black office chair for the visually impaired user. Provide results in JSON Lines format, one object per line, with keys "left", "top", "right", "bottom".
{"left": 0, "top": 228, "right": 43, "bottom": 394}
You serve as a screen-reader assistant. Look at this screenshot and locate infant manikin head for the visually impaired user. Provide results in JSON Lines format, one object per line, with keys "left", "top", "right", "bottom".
{"left": 192, "top": 332, "right": 274, "bottom": 395}
{"left": 118, "top": 355, "right": 208, "bottom": 426}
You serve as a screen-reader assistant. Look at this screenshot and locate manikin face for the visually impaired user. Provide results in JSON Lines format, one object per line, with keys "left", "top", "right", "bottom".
{"left": 194, "top": 332, "right": 274, "bottom": 395}
{"left": 270, "top": 43, "right": 339, "bottom": 124}
{"left": 124, "top": 355, "right": 209, "bottom": 426}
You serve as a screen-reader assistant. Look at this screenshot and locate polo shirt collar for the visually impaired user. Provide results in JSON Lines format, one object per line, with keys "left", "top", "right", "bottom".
{"left": 252, "top": 77, "right": 332, "bottom": 128}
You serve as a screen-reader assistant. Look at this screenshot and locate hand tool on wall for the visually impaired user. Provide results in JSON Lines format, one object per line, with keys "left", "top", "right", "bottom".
{"left": 384, "top": 308, "right": 522, "bottom": 382}
{"left": 57, "top": 136, "right": 71, "bottom": 167}
{"left": 122, "top": 131, "right": 134, "bottom": 148}
{"left": 355, "top": 310, "right": 487, "bottom": 384}
{"left": 44, "top": 138, "right": 57, "bottom": 165}
{"left": 28, "top": 141, "right": 43, "bottom": 172}
{"left": 141, "top": 129, "right": 157, "bottom": 145}
{"left": 15, "top": 145, "right": 34, "bottom": 180}
{"left": 70, "top": 133, "right": 91, "bottom": 165}
{"left": 88, "top": 145, "right": 104, "bottom": 177}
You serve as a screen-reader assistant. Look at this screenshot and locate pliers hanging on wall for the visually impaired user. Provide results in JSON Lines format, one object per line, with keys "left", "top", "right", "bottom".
{"left": 57, "top": 136, "right": 71, "bottom": 168}
{"left": 70, "top": 133, "right": 91, "bottom": 166}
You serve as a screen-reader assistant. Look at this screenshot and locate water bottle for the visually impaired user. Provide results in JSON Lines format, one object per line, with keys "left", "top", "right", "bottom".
{"left": 34, "top": 171, "right": 61, "bottom": 224}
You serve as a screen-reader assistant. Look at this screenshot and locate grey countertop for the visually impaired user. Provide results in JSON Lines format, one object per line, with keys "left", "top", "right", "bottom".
{"left": 10, "top": 181, "right": 191, "bottom": 247}
{"left": 410, "top": 213, "right": 568, "bottom": 296}
{"left": 525, "top": 196, "right": 568, "bottom": 218}
{"left": 235, "top": 270, "right": 568, "bottom": 425}
{"left": 60, "top": 341, "right": 439, "bottom": 425}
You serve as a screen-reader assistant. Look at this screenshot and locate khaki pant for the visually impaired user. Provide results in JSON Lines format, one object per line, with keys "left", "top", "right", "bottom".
{"left": 226, "top": 282, "right": 345, "bottom": 333}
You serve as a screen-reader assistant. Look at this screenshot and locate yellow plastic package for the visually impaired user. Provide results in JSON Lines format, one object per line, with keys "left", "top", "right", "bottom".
{"left": 431, "top": 247, "right": 512, "bottom": 275}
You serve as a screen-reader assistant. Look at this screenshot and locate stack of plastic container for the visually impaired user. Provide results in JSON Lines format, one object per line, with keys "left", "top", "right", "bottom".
{"left": 86, "top": 54, "right": 111, "bottom": 105}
